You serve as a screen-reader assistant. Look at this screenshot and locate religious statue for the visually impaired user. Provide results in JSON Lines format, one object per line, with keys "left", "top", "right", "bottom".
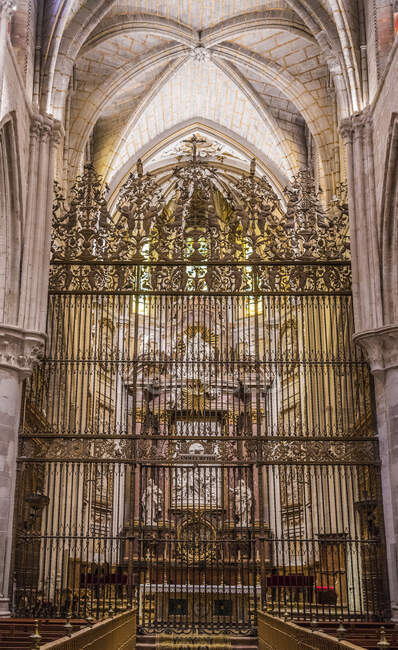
{"left": 141, "top": 335, "right": 158, "bottom": 356}
{"left": 141, "top": 479, "right": 163, "bottom": 526}
{"left": 231, "top": 479, "right": 252, "bottom": 526}
{"left": 184, "top": 333, "right": 215, "bottom": 363}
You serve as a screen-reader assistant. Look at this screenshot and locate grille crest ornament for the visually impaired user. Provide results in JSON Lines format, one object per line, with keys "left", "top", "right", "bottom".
{"left": 51, "top": 153, "right": 349, "bottom": 266}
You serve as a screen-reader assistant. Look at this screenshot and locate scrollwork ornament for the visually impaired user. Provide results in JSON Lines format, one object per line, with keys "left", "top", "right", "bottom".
{"left": 261, "top": 439, "right": 377, "bottom": 463}
{"left": 135, "top": 438, "right": 171, "bottom": 461}
{"left": 149, "top": 266, "right": 188, "bottom": 292}
{"left": 50, "top": 157, "right": 350, "bottom": 274}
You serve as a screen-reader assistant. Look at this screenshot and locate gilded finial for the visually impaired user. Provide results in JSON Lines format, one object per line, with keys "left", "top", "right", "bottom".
{"left": 64, "top": 613, "right": 73, "bottom": 637}
{"left": 336, "top": 619, "right": 347, "bottom": 640}
{"left": 377, "top": 626, "right": 391, "bottom": 647}
{"left": 30, "top": 619, "right": 42, "bottom": 650}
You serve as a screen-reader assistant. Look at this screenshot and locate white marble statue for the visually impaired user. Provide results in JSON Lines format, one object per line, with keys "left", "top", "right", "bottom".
{"left": 231, "top": 479, "right": 252, "bottom": 526}
{"left": 141, "top": 479, "right": 163, "bottom": 526}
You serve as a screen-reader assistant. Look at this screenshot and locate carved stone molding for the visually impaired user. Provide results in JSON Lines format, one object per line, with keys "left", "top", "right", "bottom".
{"left": 0, "top": 325, "right": 46, "bottom": 377}
{"left": 0, "top": 0, "right": 15, "bottom": 18}
{"left": 339, "top": 118, "right": 353, "bottom": 145}
{"left": 339, "top": 108, "right": 373, "bottom": 145}
{"left": 353, "top": 325, "right": 398, "bottom": 374}
{"left": 190, "top": 45, "right": 210, "bottom": 63}
{"left": 352, "top": 107, "right": 372, "bottom": 129}
{"left": 30, "top": 113, "right": 63, "bottom": 146}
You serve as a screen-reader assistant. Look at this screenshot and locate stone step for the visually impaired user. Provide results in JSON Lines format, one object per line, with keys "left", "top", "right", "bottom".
{"left": 136, "top": 646, "right": 257, "bottom": 649}
{"left": 136, "top": 634, "right": 258, "bottom": 649}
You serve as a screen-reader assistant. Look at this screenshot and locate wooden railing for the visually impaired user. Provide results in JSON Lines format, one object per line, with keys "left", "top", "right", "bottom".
{"left": 258, "top": 611, "right": 365, "bottom": 650}
{"left": 39, "top": 610, "right": 136, "bottom": 649}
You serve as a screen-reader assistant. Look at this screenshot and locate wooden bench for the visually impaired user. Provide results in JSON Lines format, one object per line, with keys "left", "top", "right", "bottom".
{"left": 0, "top": 619, "right": 88, "bottom": 649}
{"left": 295, "top": 620, "right": 398, "bottom": 649}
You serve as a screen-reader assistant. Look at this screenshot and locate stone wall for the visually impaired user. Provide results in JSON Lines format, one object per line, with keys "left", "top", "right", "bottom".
{"left": 1, "top": 39, "right": 34, "bottom": 217}
{"left": 371, "top": 40, "right": 398, "bottom": 216}
{"left": 0, "top": 0, "right": 398, "bottom": 623}
{"left": 342, "top": 28, "right": 398, "bottom": 622}
{"left": 0, "top": 1, "right": 61, "bottom": 616}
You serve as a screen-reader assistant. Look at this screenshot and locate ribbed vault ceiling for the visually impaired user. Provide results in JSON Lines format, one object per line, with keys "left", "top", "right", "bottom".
{"left": 43, "top": 0, "right": 364, "bottom": 194}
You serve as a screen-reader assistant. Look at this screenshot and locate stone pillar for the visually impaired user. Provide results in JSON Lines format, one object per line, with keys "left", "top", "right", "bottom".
{"left": 354, "top": 326, "right": 398, "bottom": 621}
{"left": 0, "top": 325, "right": 44, "bottom": 616}
{"left": 339, "top": 112, "right": 382, "bottom": 333}
{"left": 0, "top": 0, "right": 15, "bottom": 89}
{"left": 341, "top": 111, "right": 398, "bottom": 620}
{"left": 0, "top": 112, "right": 61, "bottom": 614}
{"left": 19, "top": 114, "right": 62, "bottom": 333}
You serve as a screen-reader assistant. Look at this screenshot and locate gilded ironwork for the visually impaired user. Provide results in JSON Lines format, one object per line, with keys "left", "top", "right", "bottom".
{"left": 13, "top": 157, "right": 389, "bottom": 634}
{"left": 49, "top": 261, "right": 352, "bottom": 294}
{"left": 51, "top": 160, "right": 349, "bottom": 266}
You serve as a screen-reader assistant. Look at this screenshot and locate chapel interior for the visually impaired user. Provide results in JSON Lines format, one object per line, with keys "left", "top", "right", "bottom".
{"left": 1, "top": 2, "right": 398, "bottom": 649}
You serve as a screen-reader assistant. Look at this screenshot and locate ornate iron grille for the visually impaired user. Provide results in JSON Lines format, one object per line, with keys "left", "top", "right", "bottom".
{"left": 13, "top": 158, "right": 389, "bottom": 633}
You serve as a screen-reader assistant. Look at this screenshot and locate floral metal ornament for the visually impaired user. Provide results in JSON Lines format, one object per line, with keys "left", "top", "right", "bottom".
{"left": 51, "top": 156, "right": 349, "bottom": 269}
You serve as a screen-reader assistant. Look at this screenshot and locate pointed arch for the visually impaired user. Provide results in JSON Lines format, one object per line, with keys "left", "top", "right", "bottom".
{"left": 201, "top": 9, "right": 314, "bottom": 46}
{"left": 106, "top": 117, "right": 290, "bottom": 205}
{"left": 67, "top": 46, "right": 190, "bottom": 182}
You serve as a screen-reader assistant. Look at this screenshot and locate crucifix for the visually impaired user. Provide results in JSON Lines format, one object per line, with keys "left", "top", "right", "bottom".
{"left": 183, "top": 134, "right": 206, "bottom": 162}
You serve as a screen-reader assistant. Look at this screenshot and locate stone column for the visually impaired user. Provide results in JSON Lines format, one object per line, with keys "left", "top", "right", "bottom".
{"left": 0, "top": 1, "right": 14, "bottom": 91}
{"left": 19, "top": 114, "right": 62, "bottom": 333}
{"left": 354, "top": 326, "right": 398, "bottom": 621}
{"left": 341, "top": 111, "right": 398, "bottom": 620}
{"left": 339, "top": 112, "right": 382, "bottom": 333}
{"left": 0, "top": 326, "right": 44, "bottom": 616}
{"left": 0, "top": 112, "right": 61, "bottom": 615}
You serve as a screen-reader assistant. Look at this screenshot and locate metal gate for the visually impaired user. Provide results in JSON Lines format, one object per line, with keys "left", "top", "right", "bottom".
{"left": 13, "top": 159, "right": 390, "bottom": 633}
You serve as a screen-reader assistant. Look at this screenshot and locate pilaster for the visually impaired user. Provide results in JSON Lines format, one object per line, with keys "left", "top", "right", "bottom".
{"left": 342, "top": 106, "right": 398, "bottom": 620}
{"left": 354, "top": 326, "right": 398, "bottom": 621}
{"left": 0, "top": 325, "right": 45, "bottom": 615}
{"left": 0, "top": 108, "right": 61, "bottom": 615}
{"left": 339, "top": 111, "right": 382, "bottom": 333}
{"left": 19, "top": 113, "right": 63, "bottom": 333}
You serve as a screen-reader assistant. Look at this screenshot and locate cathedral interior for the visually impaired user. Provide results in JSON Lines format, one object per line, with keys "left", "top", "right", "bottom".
{"left": 1, "top": 1, "right": 398, "bottom": 648}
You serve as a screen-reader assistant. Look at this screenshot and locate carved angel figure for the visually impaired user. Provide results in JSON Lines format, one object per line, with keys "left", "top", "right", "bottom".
{"left": 141, "top": 479, "right": 163, "bottom": 526}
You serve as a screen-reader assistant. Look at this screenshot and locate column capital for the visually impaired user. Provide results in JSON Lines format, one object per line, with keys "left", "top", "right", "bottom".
{"left": 0, "top": 0, "right": 15, "bottom": 18}
{"left": 339, "top": 117, "right": 353, "bottom": 144}
{"left": 30, "top": 113, "right": 63, "bottom": 145}
{"left": 0, "top": 325, "right": 45, "bottom": 378}
{"left": 340, "top": 108, "right": 373, "bottom": 143}
{"left": 353, "top": 324, "right": 398, "bottom": 374}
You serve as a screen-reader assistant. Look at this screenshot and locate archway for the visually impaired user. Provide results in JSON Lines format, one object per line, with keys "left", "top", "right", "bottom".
{"left": 13, "top": 153, "right": 389, "bottom": 632}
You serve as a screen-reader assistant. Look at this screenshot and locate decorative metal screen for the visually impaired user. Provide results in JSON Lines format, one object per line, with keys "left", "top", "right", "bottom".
{"left": 13, "top": 159, "right": 390, "bottom": 634}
